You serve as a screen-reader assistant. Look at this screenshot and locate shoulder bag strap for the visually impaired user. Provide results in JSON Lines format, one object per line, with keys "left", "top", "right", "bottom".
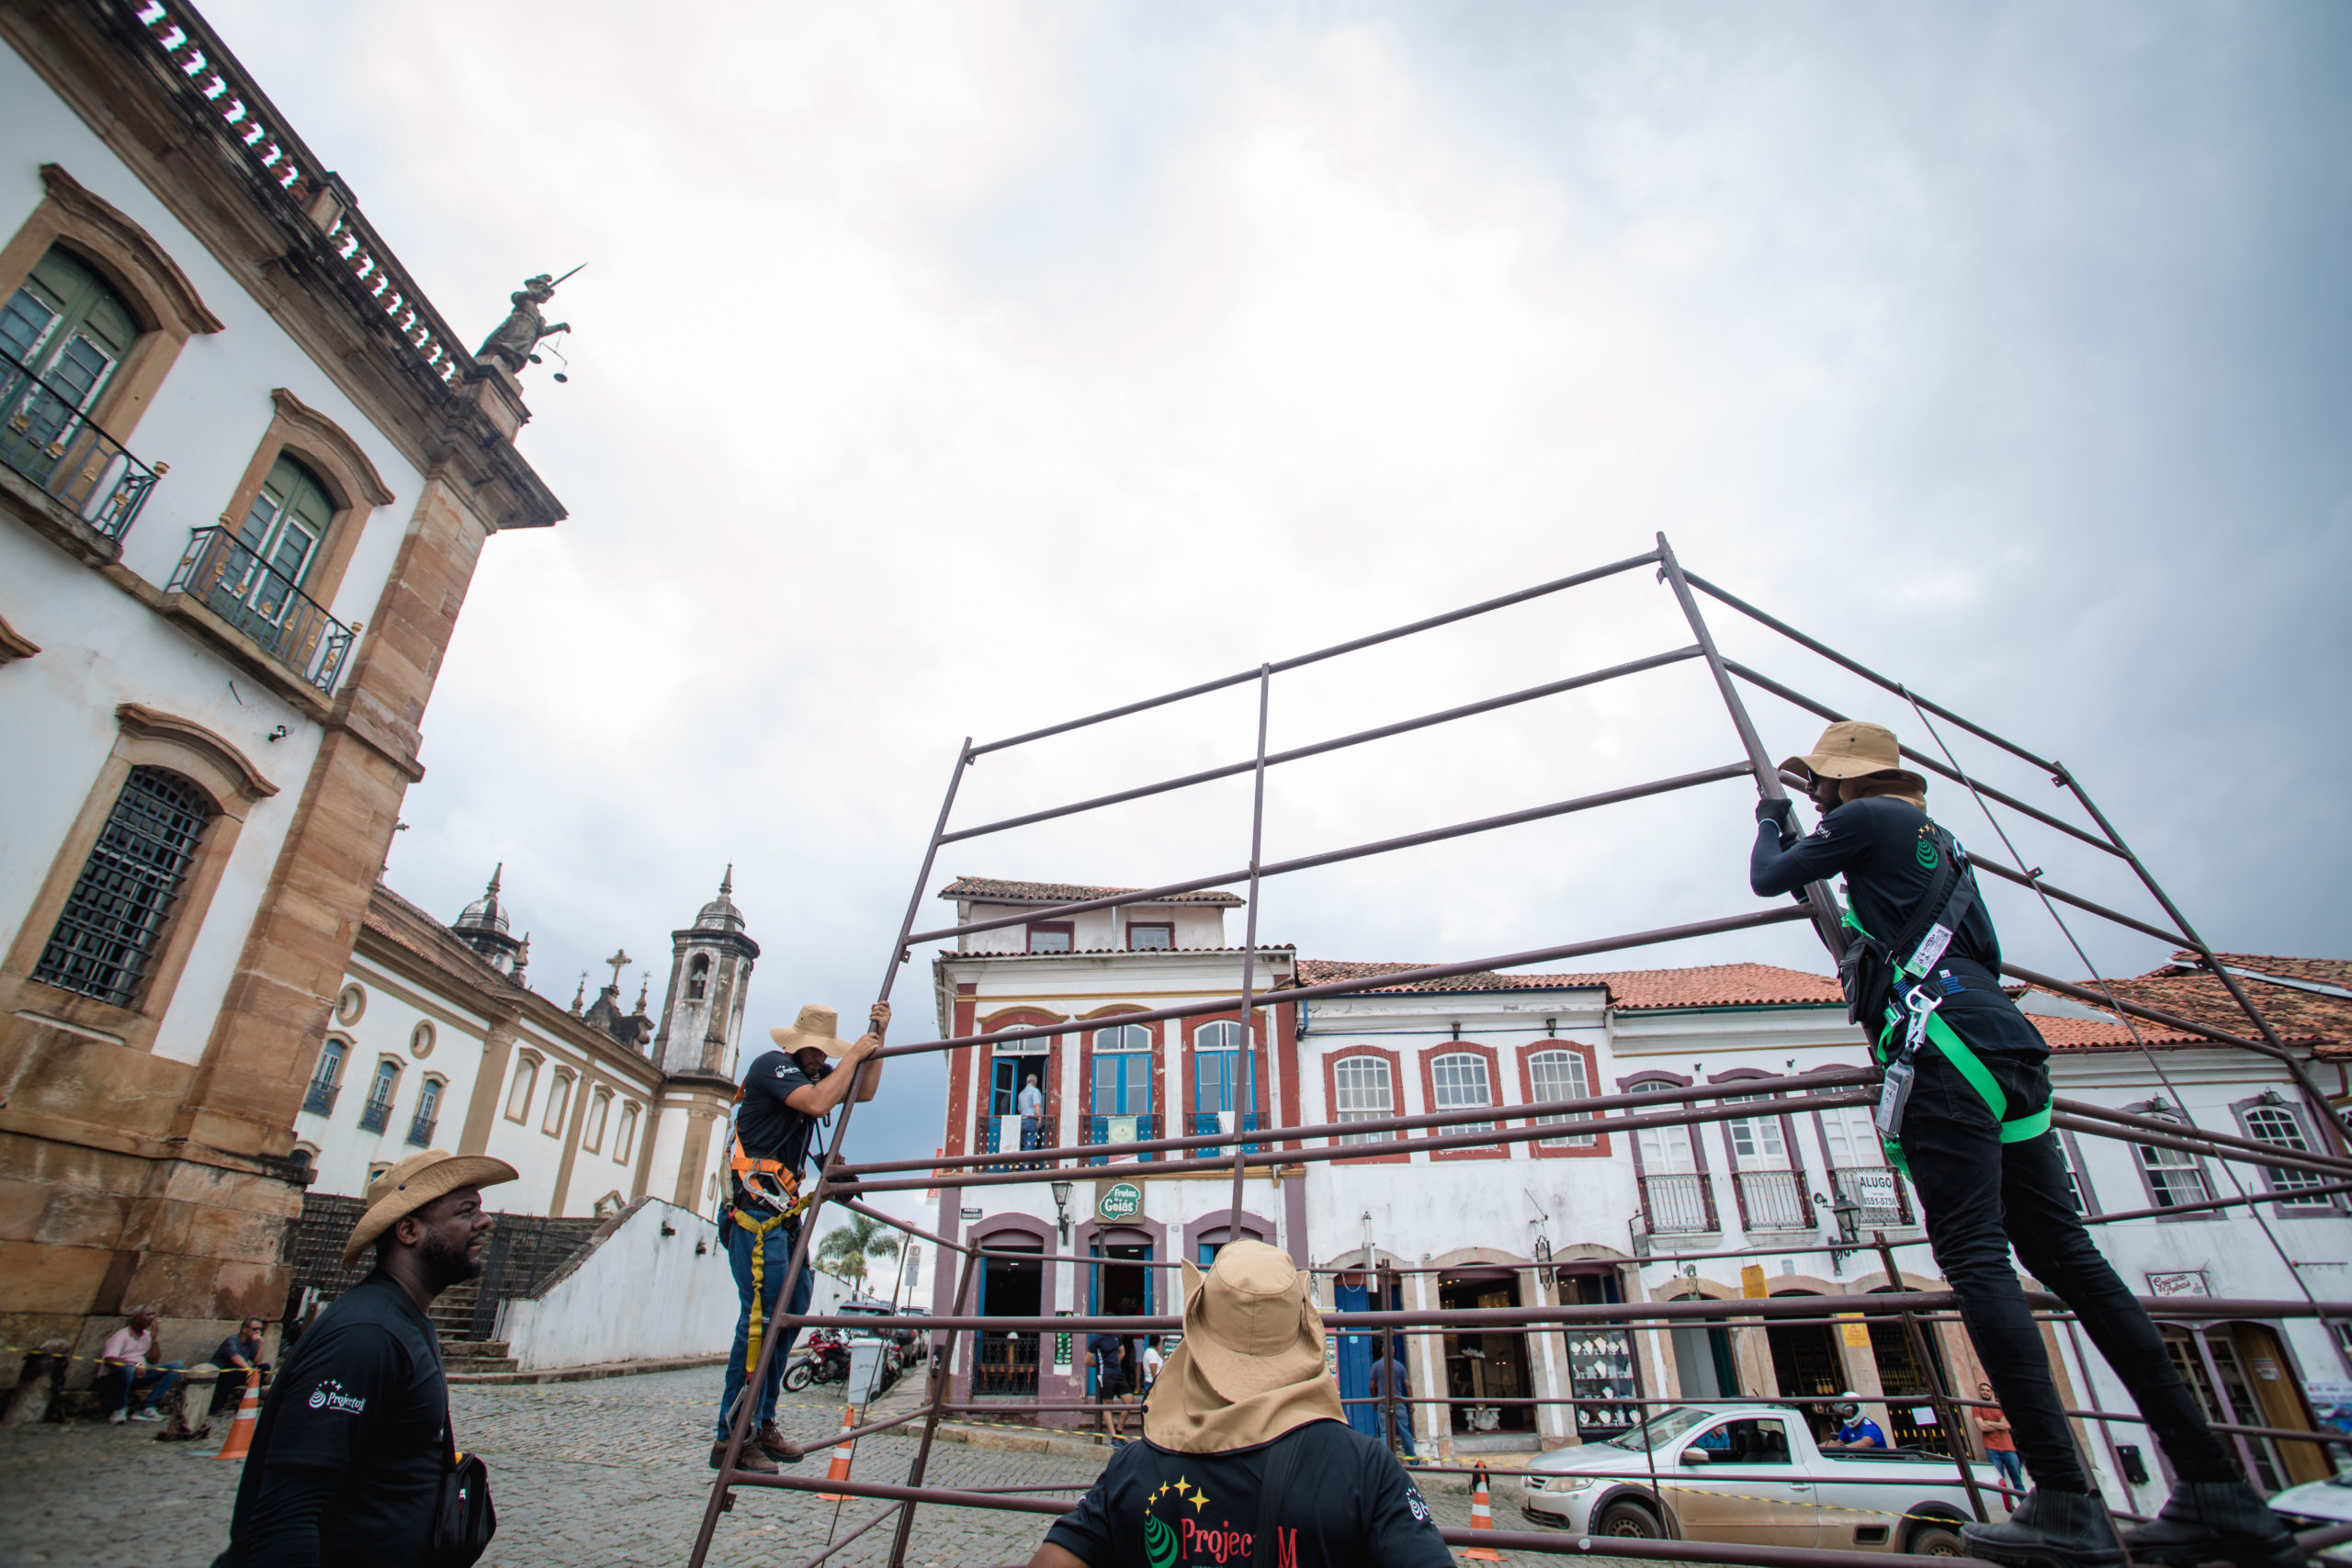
{"left": 1250, "top": 1427, "right": 1306, "bottom": 1568}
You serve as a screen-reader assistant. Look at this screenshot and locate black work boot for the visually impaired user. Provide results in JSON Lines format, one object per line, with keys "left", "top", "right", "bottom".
{"left": 709, "top": 1439, "right": 779, "bottom": 1473}
{"left": 1962, "top": 1487, "right": 2124, "bottom": 1568}
{"left": 2120, "top": 1479, "right": 2303, "bottom": 1568}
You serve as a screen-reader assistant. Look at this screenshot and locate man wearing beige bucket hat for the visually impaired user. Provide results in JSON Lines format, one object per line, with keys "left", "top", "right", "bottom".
{"left": 710, "top": 999, "right": 889, "bottom": 1473}
{"left": 1753, "top": 722, "right": 2300, "bottom": 1568}
{"left": 215, "top": 1148, "right": 515, "bottom": 1567}
{"left": 1029, "top": 1241, "right": 1450, "bottom": 1568}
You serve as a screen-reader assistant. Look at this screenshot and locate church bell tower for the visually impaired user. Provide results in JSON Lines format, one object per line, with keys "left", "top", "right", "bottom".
{"left": 652, "top": 868, "right": 760, "bottom": 1079}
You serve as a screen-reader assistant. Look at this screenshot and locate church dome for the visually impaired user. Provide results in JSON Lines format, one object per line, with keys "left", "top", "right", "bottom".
{"left": 695, "top": 866, "right": 744, "bottom": 932}
{"left": 455, "top": 864, "right": 511, "bottom": 935}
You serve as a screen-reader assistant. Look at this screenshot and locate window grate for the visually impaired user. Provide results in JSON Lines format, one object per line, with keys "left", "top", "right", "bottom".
{"left": 33, "top": 766, "right": 210, "bottom": 1008}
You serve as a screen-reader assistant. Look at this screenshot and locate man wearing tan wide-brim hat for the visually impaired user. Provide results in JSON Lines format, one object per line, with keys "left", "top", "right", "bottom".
{"left": 219, "top": 1149, "right": 514, "bottom": 1565}
{"left": 1029, "top": 1241, "right": 1450, "bottom": 1568}
{"left": 1752, "top": 723, "right": 2301, "bottom": 1568}
{"left": 711, "top": 999, "right": 890, "bottom": 1474}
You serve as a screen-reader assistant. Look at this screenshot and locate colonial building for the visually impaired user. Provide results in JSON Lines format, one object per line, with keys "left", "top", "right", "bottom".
{"left": 0, "top": 0, "right": 563, "bottom": 1393}
{"left": 296, "top": 868, "right": 758, "bottom": 1225}
{"left": 927, "top": 876, "right": 2352, "bottom": 1515}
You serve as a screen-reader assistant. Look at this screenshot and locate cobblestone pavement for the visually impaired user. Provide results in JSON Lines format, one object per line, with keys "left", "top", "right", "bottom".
{"left": 0, "top": 1366, "right": 1640, "bottom": 1566}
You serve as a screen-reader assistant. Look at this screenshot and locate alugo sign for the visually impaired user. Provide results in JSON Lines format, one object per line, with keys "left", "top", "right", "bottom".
{"left": 1095, "top": 1180, "right": 1144, "bottom": 1223}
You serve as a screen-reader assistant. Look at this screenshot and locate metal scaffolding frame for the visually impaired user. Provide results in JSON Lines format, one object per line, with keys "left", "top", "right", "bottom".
{"left": 686, "top": 536, "right": 2352, "bottom": 1567}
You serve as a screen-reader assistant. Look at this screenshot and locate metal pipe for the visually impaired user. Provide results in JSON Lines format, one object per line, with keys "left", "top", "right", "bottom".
{"left": 794, "top": 1503, "right": 904, "bottom": 1568}
{"left": 967, "top": 549, "right": 1661, "bottom": 755}
{"left": 1874, "top": 1233, "right": 1991, "bottom": 1523}
{"left": 884, "top": 1211, "right": 988, "bottom": 1567}
{"left": 874, "top": 904, "right": 1815, "bottom": 1059}
{"left": 941, "top": 645, "right": 1704, "bottom": 845}
{"left": 1731, "top": 661, "right": 2120, "bottom": 857}
{"left": 1229, "top": 663, "right": 1272, "bottom": 1224}
{"left": 2081, "top": 1179, "right": 2352, "bottom": 1226}
{"left": 906, "top": 761, "right": 1753, "bottom": 945}
{"left": 2058, "top": 1098, "right": 2352, "bottom": 1177}
{"left": 1962, "top": 854, "right": 2194, "bottom": 950}
{"left": 2050, "top": 1114, "right": 2352, "bottom": 1183}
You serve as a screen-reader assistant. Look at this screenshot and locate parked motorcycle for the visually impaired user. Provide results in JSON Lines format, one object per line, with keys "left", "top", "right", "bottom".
{"left": 781, "top": 1329, "right": 850, "bottom": 1393}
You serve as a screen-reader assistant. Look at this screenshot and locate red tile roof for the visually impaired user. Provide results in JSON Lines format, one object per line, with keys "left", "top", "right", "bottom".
{"left": 937, "top": 876, "right": 1243, "bottom": 908}
{"left": 1293, "top": 959, "right": 1845, "bottom": 1011}
{"left": 2024, "top": 1015, "right": 2206, "bottom": 1051}
{"left": 2048, "top": 954, "right": 2350, "bottom": 1059}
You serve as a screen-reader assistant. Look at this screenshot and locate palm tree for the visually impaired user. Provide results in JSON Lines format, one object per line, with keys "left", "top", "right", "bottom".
{"left": 814, "top": 1212, "right": 900, "bottom": 1292}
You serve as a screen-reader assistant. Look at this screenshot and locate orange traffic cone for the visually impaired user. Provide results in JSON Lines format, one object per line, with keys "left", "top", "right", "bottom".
{"left": 213, "top": 1371, "right": 261, "bottom": 1461}
{"left": 1464, "top": 1461, "right": 1504, "bottom": 1561}
{"left": 817, "top": 1404, "right": 857, "bottom": 1501}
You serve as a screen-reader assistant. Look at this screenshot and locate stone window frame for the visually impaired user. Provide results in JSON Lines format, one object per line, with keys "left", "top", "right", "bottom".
{"left": 2230, "top": 1093, "right": 2344, "bottom": 1215}
{"left": 411, "top": 1073, "right": 447, "bottom": 1144}
{"left": 504, "top": 1050, "right": 543, "bottom": 1123}
{"left": 334, "top": 983, "right": 367, "bottom": 1025}
{"left": 613, "top": 1100, "right": 641, "bottom": 1165}
{"left": 1, "top": 704, "right": 277, "bottom": 1049}
{"left": 360, "top": 1053, "right": 403, "bottom": 1122}
{"left": 208, "top": 388, "right": 395, "bottom": 615}
{"left": 582, "top": 1086, "right": 613, "bottom": 1154}
{"left": 0, "top": 164, "right": 223, "bottom": 448}
{"left": 408, "top": 1019, "right": 435, "bottom": 1059}
{"left": 541, "top": 1066, "right": 576, "bottom": 1137}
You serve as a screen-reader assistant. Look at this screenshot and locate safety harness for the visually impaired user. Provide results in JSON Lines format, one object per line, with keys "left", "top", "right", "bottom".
{"left": 1835, "top": 820, "right": 2052, "bottom": 1172}
{"left": 724, "top": 1094, "right": 820, "bottom": 1387}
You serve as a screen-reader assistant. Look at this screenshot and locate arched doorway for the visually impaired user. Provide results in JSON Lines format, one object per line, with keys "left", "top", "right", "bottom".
{"left": 1667, "top": 1289, "right": 1740, "bottom": 1402}
{"left": 1441, "top": 1267, "right": 1535, "bottom": 1435}
{"left": 1766, "top": 1290, "right": 1844, "bottom": 1442}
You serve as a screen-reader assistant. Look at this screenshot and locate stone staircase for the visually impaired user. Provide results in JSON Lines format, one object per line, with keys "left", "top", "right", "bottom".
{"left": 429, "top": 1280, "right": 517, "bottom": 1373}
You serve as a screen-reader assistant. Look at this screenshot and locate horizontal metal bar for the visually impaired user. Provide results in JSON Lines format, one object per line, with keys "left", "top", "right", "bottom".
{"left": 910, "top": 761, "right": 1754, "bottom": 945}
{"left": 1731, "top": 661, "right": 2116, "bottom": 856}
{"left": 2002, "top": 964, "right": 2280, "bottom": 1056}
{"left": 968, "top": 550, "right": 1660, "bottom": 756}
{"left": 2081, "top": 1179, "right": 2352, "bottom": 1226}
{"left": 1965, "top": 854, "right": 2193, "bottom": 948}
{"left": 878, "top": 903, "right": 1814, "bottom": 1060}
{"left": 941, "top": 645, "right": 1703, "bottom": 844}
{"left": 1689, "top": 573, "right": 2065, "bottom": 778}
{"left": 856, "top": 1064, "right": 1873, "bottom": 1178}
{"left": 2059, "top": 1097, "right": 2352, "bottom": 1177}
{"left": 2052, "top": 1113, "right": 2352, "bottom": 1182}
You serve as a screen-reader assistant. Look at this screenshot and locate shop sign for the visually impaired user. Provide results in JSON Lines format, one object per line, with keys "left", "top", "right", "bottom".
{"left": 2146, "top": 1269, "right": 2209, "bottom": 1297}
{"left": 1096, "top": 1180, "right": 1145, "bottom": 1223}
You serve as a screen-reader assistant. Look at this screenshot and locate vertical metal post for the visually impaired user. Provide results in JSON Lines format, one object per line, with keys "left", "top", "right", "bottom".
{"left": 687, "top": 740, "right": 975, "bottom": 1568}
{"left": 1229, "top": 665, "right": 1272, "bottom": 1225}
{"left": 1875, "top": 1235, "right": 1990, "bottom": 1523}
{"left": 1654, "top": 533, "right": 1847, "bottom": 962}
{"left": 884, "top": 1236, "right": 987, "bottom": 1567}
{"left": 1622, "top": 1280, "right": 1676, "bottom": 1539}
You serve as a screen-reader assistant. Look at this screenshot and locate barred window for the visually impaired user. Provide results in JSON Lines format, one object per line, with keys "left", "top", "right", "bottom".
{"left": 1527, "top": 1049, "right": 1596, "bottom": 1147}
{"left": 1333, "top": 1055, "right": 1394, "bottom": 1145}
{"left": 33, "top": 766, "right": 212, "bottom": 1008}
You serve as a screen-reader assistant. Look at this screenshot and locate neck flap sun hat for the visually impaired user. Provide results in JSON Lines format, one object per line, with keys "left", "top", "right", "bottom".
{"left": 341, "top": 1148, "right": 517, "bottom": 1268}
{"left": 1780, "top": 720, "right": 1928, "bottom": 810}
{"left": 1142, "top": 1239, "right": 1344, "bottom": 1454}
{"left": 770, "top": 1003, "right": 859, "bottom": 1058}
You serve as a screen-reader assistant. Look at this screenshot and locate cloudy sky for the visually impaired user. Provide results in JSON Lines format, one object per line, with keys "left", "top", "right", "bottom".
{"left": 210, "top": 1, "right": 2351, "bottom": 1184}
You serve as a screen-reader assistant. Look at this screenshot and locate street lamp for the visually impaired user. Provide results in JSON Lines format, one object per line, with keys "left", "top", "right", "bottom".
{"left": 1051, "top": 1180, "right": 1074, "bottom": 1244}
{"left": 1817, "top": 1190, "right": 1862, "bottom": 1269}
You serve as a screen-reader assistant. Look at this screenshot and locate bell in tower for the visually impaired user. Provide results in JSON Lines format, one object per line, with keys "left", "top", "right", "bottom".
{"left": 652, "top": 867, "right": 760, "bottom": 1079}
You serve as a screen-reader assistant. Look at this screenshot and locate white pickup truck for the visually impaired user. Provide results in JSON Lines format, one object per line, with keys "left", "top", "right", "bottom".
{"left": 1518, "top": 1402, "right": 2000, "bottom": 1556}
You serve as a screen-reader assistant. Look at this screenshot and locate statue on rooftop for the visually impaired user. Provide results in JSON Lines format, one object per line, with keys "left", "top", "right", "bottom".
{"left": 476, "top": 267, "right": 576, "bottom": 374}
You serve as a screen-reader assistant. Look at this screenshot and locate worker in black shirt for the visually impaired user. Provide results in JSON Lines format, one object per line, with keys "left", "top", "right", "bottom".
{"left": 712, "top": 999, "right": 888, "bottom": 1472}
{"left": 215, "top": 1147, "right": 516, "bottom": 1568}
{"left": 1752, "top": 721, "right": 2299, "bottom": 1568}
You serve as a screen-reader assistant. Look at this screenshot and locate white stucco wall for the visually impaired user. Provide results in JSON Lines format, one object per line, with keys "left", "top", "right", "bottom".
{"left": 296, "top": 958, "right": 490, "bottom": 1198}
{"left": 497, "top": 1199, "right": 739, "bottom": 1370}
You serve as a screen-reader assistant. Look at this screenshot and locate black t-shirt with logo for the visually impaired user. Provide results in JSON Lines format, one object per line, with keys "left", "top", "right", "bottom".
{"left": 1045, "top": 1418, "right": 1452, "bottom": 1568}
{"left": 731, "top": 1048, "right": 826, "bottom": 1203}
{"left": 1750, "top": 795, "right": 2042, "bottom": 1054}
{"left": 217, "top": 1273, "right": 447, "bottom": 1568}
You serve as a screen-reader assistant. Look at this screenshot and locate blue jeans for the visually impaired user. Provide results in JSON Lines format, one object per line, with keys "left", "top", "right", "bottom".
{"left": 717, "top": 1213, "right": 811, "bottom": 1440}
{"left": 1385, "top": 1405, "right": 1416, "bottom": 1457}
{"left": 1987, "top": 1447, "right": 2025, "bottom": 1494}
{"left": 97, "top": 1361, "right": 182, "bottom": 1415}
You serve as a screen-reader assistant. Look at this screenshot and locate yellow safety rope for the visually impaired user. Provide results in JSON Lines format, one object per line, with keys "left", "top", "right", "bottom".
{"left": 736, "top": 1207, "right": 788, "bottom": 1381}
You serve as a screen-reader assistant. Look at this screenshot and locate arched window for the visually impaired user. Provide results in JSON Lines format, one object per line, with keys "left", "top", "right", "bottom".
{"left": 0, "top": 246, "right": 138, "bottom": 481}
{"left": 408, "top": 1077, "right": 443, "bottom": 1147}
{"left": 505, "top": 1055, "right": 539, "bottom": 1122}
{"left": 2135, "top": 1112, "right": 2214, "bottom": 1210}
{"left": 1332, "top": 1055, "right": 1394, "bottom": 1145}
{"left": 583, "top": 1088, "right": 612, "bottom": 1153}
{"left": 233, "top": 452, "right": 334, "bottom": 589}
{"left": 358, "top": 1059, "right": 400, "bottom": 1133}
{"left": 613, "top": 1101, "right": 639, "bottom": 1164}
{"left": 1723, "top": 1095, "right": 1790, "bottom": 1168}
{"left": 542, "top": 1070, "right": 574, "bottom": 1135}
{"left": 1192, "top": 1020, "right": 1257, "bottom": 1135}
{"left": 304, "top": 1038, "right": 347, "bottom": 1118}
{"left": 2241, "top": 1104, "right": 2330, "bottom": 1204}
{"left": 1090, "top": 1022, "right": 1152, "bottom": 1120}
{"left": 1429, "top": 1052, "right": 1493, "bottom": 1136}
{"left": 32, "top": 764, "right": 213, "bottom": 1008}
{"left": 1526, "top": 1049, "right": 1595, "bottom": 1147}
{"left": 686, "top": 953, "right": 709, "bottom": 1000}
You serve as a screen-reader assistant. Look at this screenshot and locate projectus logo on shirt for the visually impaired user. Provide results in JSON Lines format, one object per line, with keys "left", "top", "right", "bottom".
{"left": 1142, "top": 1479, "right": 1297, "bottom": 1567}
{"left": 306, "top": 1379, "right": 367, "bottom": 1415}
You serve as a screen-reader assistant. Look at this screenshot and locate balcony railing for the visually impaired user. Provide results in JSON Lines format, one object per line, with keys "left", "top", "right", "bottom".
{"left": 166, "top": 527, "right": 356, "bottom": 694}
{"left": 1189, "top": 1110, "right": 1266, "bottom": 1154}
{"left": 1083, "top": 1113, "right": 1161, "bottom": 1165}
{"left": 1830, "top": 1165, "right": 1913, "bottom": 1229}
{"left": 406, "top": 1112, "right": 437, "bottom": 1148}
{"left": 301, "top": 1080, "right": 339, "bottom": 1117}
{"left": 980, "top": 1112, "right": 1052, "bottom": 1170}
{"left": 0, "top": 347, "right": 163, "bottom": 542}
{"left": 973, "top": 1330, "right": 1038, "bottom": 1396}
{"left": 1639, "top": 1172, "right": 1718, "bottom": 1235}
{"left": 357, "top": 1096, "right": 393, "bottom": 1134}
{"left": 1733, "top": 1169, "right": 1813, "bottom": 1231}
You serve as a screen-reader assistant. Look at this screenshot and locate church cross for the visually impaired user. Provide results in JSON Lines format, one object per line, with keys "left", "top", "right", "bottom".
{"left": 605, "top": 948, "right": 632, "bottom": 990}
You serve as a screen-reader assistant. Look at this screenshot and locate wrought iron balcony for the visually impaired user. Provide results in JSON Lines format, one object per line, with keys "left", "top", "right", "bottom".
{"left": 0, "top": 345, "right": 163, "bottom": 542}
{"left": 1829, "top": 1165, "right": 1913, "bottom": 1229}
{"left": 1638, "top": 1172, "right": 1718, "bottom": 1235}
{"left": 1083, "top": 1113, "right": 1161, "bottom": 1165}
{"left": 1733, "top": 1168, "right": 1813, "bottom": 1231}
{"left": 357, "top": 1096, "right": 394, "bottom": 1134}
{"left": 302, "top": 1080, "right": 339, "bottom": 1117}
{"left": 166, "top": 526, "right": 355, "bottom": 694}
{"left": 406, "top": 1112, "right": 437, "bottom": 1148}
{"left": 1189, "top": 1110, "right": 1266, "bottom": 1154}
{"left": 979, "top": 1111, "right": 1052, "bottom": 1170}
